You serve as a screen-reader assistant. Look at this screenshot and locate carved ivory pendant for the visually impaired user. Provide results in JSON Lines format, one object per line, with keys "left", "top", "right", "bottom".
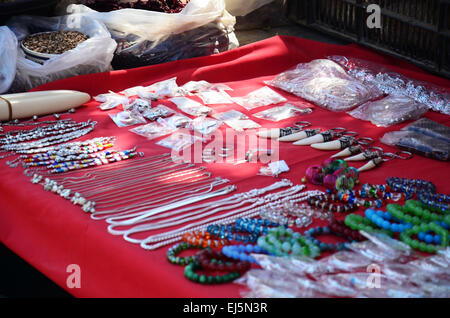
{"left": 357, "top": 157, "right": 383, "bottom": 172}
{"left": 311, "top": 136, "right": 355, "bottom": 151}
{"left": 345, "top": 150, "right": 382, "bottom": 162}
{"left": 293, "top": 131, "right": 333, "bottom": 146}
{"left": 278, "top": 129, "right": 320, "bottom": 142}
{"left": 257, "top": 127, "right": 300, "bottom": 139}
{"left": 331, "top": 145, "right": 363, "bottom": 158}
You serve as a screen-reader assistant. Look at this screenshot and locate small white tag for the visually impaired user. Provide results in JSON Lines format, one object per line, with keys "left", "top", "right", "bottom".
{"left": 268, "top": 160, "right": 289, "bottom": 176}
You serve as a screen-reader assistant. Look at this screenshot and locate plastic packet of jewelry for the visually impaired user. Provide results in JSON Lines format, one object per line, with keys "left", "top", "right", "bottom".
{"left": 156, "top": 131, "right": 203, "bottom": 151}
{"left": 232, "top": 86, "right": 288, "bottom": 110}
{"left": 402, "top": 118, "right": 450, "bottom": 144}
{"left": 95, "top": 91, "right": 130, "bottom": 110}
{"left": 143, "top": 77, "right": 180, "bottom": 99}
{"left": 142, "top": 105, "right": 175, "bottom": 121}
{"left": 360, "top": 231, "right": 415, "bottom": 258}
{"left": 109, "top": 110, "right": 147, "bottom": 127}
{"left": 129, "top": 122, "right": 177, "bottom": 140}
{"left": 266, "top": 59, "right": 383, "bottom": 111}
{"left": 123, "top": 98, "right": 152, "bottom": 114}
{"left": 212, "top": 110, "right": 261, "bottom": 131}
{"left": 251, "top": 254, "right": 315, "bottom": 274}
{"left": 120, "top": 86, "right": 146, "bottom": 97}
{"left": 380, "top": 130, "right": 450, "bottom": 161}
{"left": 329, "top": 55, "right": 450, "bottom": 115}
{"left": 169, "top": 97, "right": 212, "bottom": 116}
{"left": 252, "top": 103, "right": 313, "bottom": 122}
{"left": 345, "top": 240, "right": 409, "bottom": 263}
{"left": 307, "top": 251, "right": 372, "bottom": 278}
{"left": 407, "top": 254, "right": 450, "bottom": 275}
{"left": 348, "top": 94, "right": 428, "bottom": 127}
{"left": 179, "top": 81, "right": 233, "bottom": 95}
{"left": 185, "top": 116, "right": 222, "bottom": 135}
{"left": 157, "top": 113, "right": 192, "bottom": 129}
{"left": 258, "top": 160, "right": 290, "bottom": 177}
{"left": 196, "top": 90, "right": 233, "bottom": 105}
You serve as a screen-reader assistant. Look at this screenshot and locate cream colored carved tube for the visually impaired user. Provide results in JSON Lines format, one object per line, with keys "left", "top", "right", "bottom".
{"left": 331, "top": 145, "right": 363, "bottom": 158}
{"left": 0, "top": 90, "right": 90, "bottom": 121}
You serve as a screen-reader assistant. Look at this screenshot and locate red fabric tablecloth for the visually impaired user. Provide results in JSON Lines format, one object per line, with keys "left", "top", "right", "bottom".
{"left": 1, "top": 36, "right": 449, "bottom": 298}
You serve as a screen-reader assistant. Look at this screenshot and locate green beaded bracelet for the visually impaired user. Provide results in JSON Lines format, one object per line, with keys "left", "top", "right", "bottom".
{"left": 184, "top": 261, "right": 240, "bottom": 284}
{"left": 404, "top": 200, "right": 450, "bottom": 226}
{"left": 257, "top": 226, "right": 321, "bottom": 258}
{"left": 167, "top": 242, "right": 204, "bottom": 266}
{"left": 399, "top": 222, "right": 449, "bottom": 253}
{"left": 344, "top": 214, "right": 393, "bottom": 236}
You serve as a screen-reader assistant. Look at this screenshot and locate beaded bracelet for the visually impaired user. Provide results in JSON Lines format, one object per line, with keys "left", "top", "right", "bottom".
{"left": 234, "top": 218, "right": 280, "bottom": 236}
{"left": 386, "top": 177, "right": 436, "bottom": 196}
{"left": 337, "top": 189, "right": 384, "bottom": 209}
{"left": 417, "top": 192, "right": 450, "bottom": 214}
{"left": 418, "top": 231, "right": 450, "bottom": 245}
{"left": 364, "top": 209, "right": 413, "bottom": 233}
{"left": 344, "top": 214, "right": 393, "bottom": 236}
{"left": 196, "top": 249, "right": 250, "bottom": 274}
{"left": 307, "top": 194, "right": 356, "bottom": 213}
{"left": 403, "top": 200, "right": 450, "bottom": 227}
{"left": 166, "top": 242, "right": 204, "bottom": 266}
{"left": 303, "top": 226, "right": 354, "bottom": 252}
{"left": 182, "top": 230, "right": 228, "bottom": 248}
{"left": 184, "top": 261, "right": 241, "bottom": 284}
{"left": 257, "top": 226, "right": 321, "bottom": 258}
{"left": 206, "top": 224, "right": 259, "bottom": 243}
{"left": 328, "top": 219, "right": 366, "bottom": 241}
{"left": 399, "top": 222, "right": 449, "bottom": 253}
{"left": 222, "top": 244, "right": 267, "bottom": 264}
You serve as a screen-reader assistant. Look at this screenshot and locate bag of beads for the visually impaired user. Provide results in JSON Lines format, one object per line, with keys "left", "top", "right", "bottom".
{"left": 402, "top": 117, "right": 450, "bottom": 144}
{"left": 266, "top": 59, "right": 383, "bottom": 112}
{"left": 348, "top": 94, "right": 428, "bottom": 127}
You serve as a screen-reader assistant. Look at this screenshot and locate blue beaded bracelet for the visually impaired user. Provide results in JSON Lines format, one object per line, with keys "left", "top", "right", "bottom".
{"left": 235, "top": 218, "right": 280, "bottom": 236}
{"left": 303, "top": 226, "right": 352, "bottom": 252}
{"left": 206, "top": 224, "right": 259, "bottom": 243}
{"left": 222, "top": 244, "right": 268, "bottom": 264}
{"left": 418, "top": 231, "right": 450, "bottom": 245}
{"left": 365, "top": 209, "right": 413, "bottom": 233}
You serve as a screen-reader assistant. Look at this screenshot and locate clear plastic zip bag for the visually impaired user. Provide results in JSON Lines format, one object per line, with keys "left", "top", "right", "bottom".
{"left": 402, "top": 118, "right": 450, "bottom": 144}
{"left": 380, "top": 130, "right": 450, "bottom": 161}
{"left": 109, "top": 110, "right": 147, "bottom": 127}
{"left": 186, "top": 116, "right": 222, "bottom": 135}
{"left": 157, "top": 113, "right": 192, "bottom": 129}
{"left": 266, "top": 59, "right": 383, "bottom": 111}
{"left": 95, "top": 91, "right": 130, "bottom": 110}
{"left": 142, "top": 104, "right": 175, "bottom": 121}
{"left": 196, "top": 90, "right": 233, "bottom": 104}
{"left": 142, "top": 77, "right": 180, "bottom": 99}
{"left": 129, "top": 121, "right": 177, "bottom": 140}
{"left": 124, "top": 98, "right": 152, "bottom": 114}
{"left": 212, "top": 109, "right": 261, "bottom": 131}
{"left": 179, "top": 80, "right": 233, "bottom": 95}
{"left": 252, "top": 103, "right": 313, "bottom": 121}
{"left": 231, "top": 86, "right": 287, "bottom": 110}
{"left": 348, "top": 94, "right": 428, "bottom": 127}
{"left": 169, "top": 96, "right": 212, "bottom": 116}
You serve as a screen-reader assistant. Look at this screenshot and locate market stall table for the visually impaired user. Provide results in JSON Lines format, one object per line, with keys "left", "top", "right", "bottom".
{"left": 1, "top": 36, "right": 449, "bottom": 298}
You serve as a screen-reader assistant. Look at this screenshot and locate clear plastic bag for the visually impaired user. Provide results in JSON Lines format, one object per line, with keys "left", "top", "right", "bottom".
{"left": 0, "top": 26, "right": 17, "bottom": 94}
{"left": 266, "top": 59, "right": 383, "bottom": 112}
{"left": 186, "top": 116, "right": 222, "bottom": 135}
{"left": 402, "top": 118, "right": 450, "bottom": 144}
{"left": 156, "top": 131, "right": 203, "bottom": 151}
{"left": 252, "top": 103, "right": 313, "bottom": 121}
{"left": 169, "top": 97, "right": 212, "bottom": 116}
{"left": 158, "top": 113, "right": 192, "bottom": 129}
{"left": 196, "top": 90, "right": 233, "bottom": 104}
{"left": 348, "top": 94, "right": 428, "bottom": 127}
{"left": 109, "top": 110, "right": 146, "bottom": 127}
{"left": 380, "top": 130, "right": 450, "bottom": 161}
{"left": 7, "top": 14, "right": 116, "bottom": 92}
{"left": 124, "top": 98, "right": 152, "bottom": 113}
{"left": 180, "top": 80, "right": 232, "bottom": 95}
{"left": 329, "top": 55, "right": 450, "bottom": 115}
{"left": 95, "top": 91, "right": 130, "bottom": 110}
{"left": 142, "top": 104, "right": 175, "bottom": 121}
{"left": 212, "top": 109, "right": 261, "bottom": 131}
{"left": 232, "top": 86, "right": 287, "bottom": 110}
{"left": 129, "top": 121, "right": 177, "bottom": 140}
{"left": 67, "top": 1, "right": 238, "bottom": 70}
